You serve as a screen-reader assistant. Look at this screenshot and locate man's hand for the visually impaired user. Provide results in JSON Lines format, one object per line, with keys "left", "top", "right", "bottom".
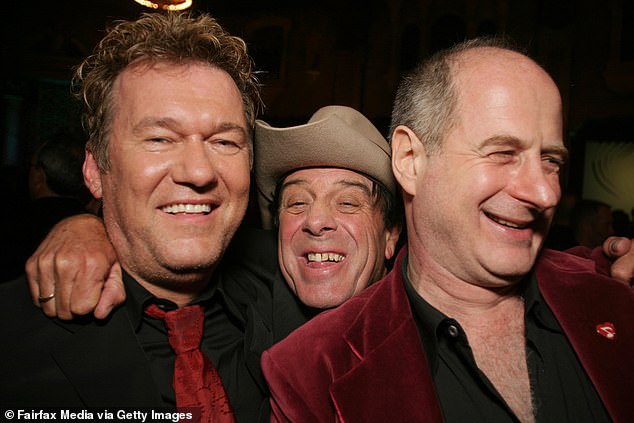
{"left": 602, "top": 236, "right": 634, "bottom": 286}
{"left": 25, "top": 213, "right": 126, "bottom": 320}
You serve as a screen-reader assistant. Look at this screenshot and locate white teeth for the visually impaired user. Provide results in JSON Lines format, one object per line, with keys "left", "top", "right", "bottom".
{"left": 307, "top": 252, "right": 345, "bottom": 263}
{"left": 488, "top": 214, "right": 524, "bottom": 229}
{"left": 161, "top": 204, "right": 211, "bottom": 214}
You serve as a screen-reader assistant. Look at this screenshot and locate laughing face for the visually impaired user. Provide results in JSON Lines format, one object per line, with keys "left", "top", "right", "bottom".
{"left": 277, "top": 168, "right": 399, "bottom": 309}
{"left": 83, "top": 62, "right": 251, "bottom": 299}
{"left": 405, "top": 48, "right": 566, "bottom": 289}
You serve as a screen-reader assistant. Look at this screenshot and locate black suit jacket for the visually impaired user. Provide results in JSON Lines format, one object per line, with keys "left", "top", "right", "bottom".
{"left": 0, "top": 276, "right": 165, "bottom": 407}
{"left": 0, "top": 227, "right": 310, "bottom": 416}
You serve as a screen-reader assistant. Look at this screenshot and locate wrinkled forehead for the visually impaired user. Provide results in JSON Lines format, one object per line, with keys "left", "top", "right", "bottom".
{"left": 282, "top": 167, "right": 375, "bottom": 190}
{"left": 449, "top": 49, "right": 563, "bottom": 146}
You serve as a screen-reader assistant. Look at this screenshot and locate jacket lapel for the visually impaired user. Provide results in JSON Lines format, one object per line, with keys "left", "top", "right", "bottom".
{"left": 537, "top": 249, "right": 634, "bottom": 422}
{"left": 50, "top": 307, "right": 163, "bottom": 407}
{"left": 331, "top": 250, "right": 444, "bottom": 422}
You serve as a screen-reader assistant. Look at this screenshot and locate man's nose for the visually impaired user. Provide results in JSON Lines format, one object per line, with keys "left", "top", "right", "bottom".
{"left": 302, "top": 201, "right": 337, "bottom": 236}
{"left": 508, "top": 157, "right": 560, "bottom": 210}
{"left": 171, "top": 140, "right": 218, "bottom": 188}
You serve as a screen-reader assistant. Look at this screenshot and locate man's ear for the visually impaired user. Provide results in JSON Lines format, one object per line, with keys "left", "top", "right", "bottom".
{"left": 83, "top": 150, "right": 104, "bottom": 199}
{"left": 391, "top": 125, "right": 427, "bottom": 197}
{"left": 383, "top": 224, "right": 402, "bottom": 260}
{"left": 29, "top": 165, "right": 47, "bottom": 196}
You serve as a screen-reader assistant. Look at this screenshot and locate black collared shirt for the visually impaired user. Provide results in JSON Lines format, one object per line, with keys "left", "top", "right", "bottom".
{"left": 402, "top": 254, "right": 611, "bottom": 423}
{"left": 125, "top": 271, "right": 259, "bottom": 419}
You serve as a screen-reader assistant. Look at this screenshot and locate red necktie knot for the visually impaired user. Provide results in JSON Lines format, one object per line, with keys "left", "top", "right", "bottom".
{"left": 150, "top": 305, "right": 205, "bottom": 353}
{"left": 144, "top": 303, "right": 235, "bottom": 422}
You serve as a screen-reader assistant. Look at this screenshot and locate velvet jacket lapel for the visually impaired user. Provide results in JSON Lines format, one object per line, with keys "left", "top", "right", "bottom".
{"left": 536, "top": 249, "right": 634, "bottom": 423}
{"left": 326, "top": 248, "right": 634, "bottom": 422}
{"left": 330, "top": 249, "right": 444, "bottom": 422}
{"left": 50, "top": 306, "right": 163, "bottom": 407}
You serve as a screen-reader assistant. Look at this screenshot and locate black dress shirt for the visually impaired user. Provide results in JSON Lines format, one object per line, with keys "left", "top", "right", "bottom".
{"left": 125, "top": 271, "right": 261, "bottom": 418}
{"left": 122, "top": 228, "right": 311, "bottom": 423}
{"left": 402, "top": 254, "right": 610, "bottom": 423}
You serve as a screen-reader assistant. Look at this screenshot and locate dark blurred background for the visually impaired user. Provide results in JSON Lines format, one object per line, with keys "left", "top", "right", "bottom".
{"left": 1, "top": 0, "right": 633, "bottom": 232}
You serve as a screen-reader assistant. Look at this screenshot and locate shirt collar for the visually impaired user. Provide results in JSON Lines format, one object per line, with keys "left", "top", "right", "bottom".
{"left": 124, "top": 269, "right": 224, "bottom": 331}
{"left": 402, "top": 255, "right": 563, "bottom": 373}
{"left": 401, "top": 252, "right": 447, "bottom": 373}
{"left": 523, "top": 270, "right": 563, "bottom": 333}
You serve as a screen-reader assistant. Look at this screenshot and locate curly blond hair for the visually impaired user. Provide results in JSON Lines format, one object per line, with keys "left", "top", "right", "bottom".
{"left": 73, "top": 12, "right": 262, "bottom": 170}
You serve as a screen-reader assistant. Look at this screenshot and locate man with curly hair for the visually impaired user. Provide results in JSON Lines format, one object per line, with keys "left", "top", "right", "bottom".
{"left": 0, "top": 12, "right": 302, "bottom": 423}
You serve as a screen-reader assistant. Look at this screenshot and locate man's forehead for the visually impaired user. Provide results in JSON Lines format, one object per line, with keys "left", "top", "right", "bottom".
{"left": 282, "top": 167, "right": 374, "bottom": 190}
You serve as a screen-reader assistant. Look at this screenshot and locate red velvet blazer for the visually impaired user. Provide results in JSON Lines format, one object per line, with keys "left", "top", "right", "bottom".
{"left": 262, "top": 248, "right": 634, "bottom": 422}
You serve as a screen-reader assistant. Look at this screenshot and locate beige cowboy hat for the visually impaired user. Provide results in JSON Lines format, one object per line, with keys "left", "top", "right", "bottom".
{"left": 255, "top": 105, "right": 395, "bottom": 229}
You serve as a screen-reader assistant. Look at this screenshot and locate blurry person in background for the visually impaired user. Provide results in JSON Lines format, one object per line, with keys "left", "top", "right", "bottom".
{"left": 571, "top": 199, "right": 614, "bottom": 248}
{"left": 27, "top": 131, "right": 92, "bottom": 251}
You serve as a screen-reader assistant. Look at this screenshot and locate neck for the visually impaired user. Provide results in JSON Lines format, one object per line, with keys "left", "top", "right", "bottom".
{"left": 406, "top": 248, "right": 522, "bottom": 319}
{"left": 128, "top": 269, "right": 213, "bottom": 307}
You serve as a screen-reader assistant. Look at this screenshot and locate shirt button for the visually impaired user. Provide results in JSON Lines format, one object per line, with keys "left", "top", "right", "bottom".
{"left": 447, "top": 325, "right": 459, "bottom": 338}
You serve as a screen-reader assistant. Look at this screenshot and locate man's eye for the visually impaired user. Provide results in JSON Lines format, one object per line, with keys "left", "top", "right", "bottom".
{"left": 212, "top": 140, "right": 242, "bottom": 154}
{"left": 489, "top": 151, "right": 515, "bottom": 161}
{"left": 282, "top": 196, "right": 308, "bottom": 208}
{"left": 543, "top": 156, "right": 564, "bottom": 174}
{"left": 144, "top": 137, "right": 173, "bottom": 150}
{"left": 337, "top": 200, "right": 362, "bottom": 213}
{"left": 149, "top": 137, "right": 169, "bottom": 143}
{"left": 283, "top": 201, "right": 308, "bottom": 214}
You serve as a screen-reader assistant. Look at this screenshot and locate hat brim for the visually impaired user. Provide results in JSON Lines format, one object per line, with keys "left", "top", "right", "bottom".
{"left": 255, "top": 112, "right": 395, "bottom": 229}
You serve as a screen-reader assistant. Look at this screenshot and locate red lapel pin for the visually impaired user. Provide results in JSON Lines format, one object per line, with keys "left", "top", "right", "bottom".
{"left": 596, "top": 322, "right": 617, "bottom": 340}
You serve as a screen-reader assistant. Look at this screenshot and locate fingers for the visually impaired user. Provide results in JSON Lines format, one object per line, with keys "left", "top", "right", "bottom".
{"left": 94, "top": 264, "right": 126, "bottom": 320}
{"left": 24, "top": 213, "right": 116, "bottom": 320}
{"left": 54, "top": 256, "right": 82, "bottom": 320}
{"left": 25, "top": 253, "right": 42, "bottom": 308}
{"left": 602, "top": 236, "right": 631, "bottom": 258}
{"left": 603, "top": 237, "right": 634, "bottom": 286}
{"left": 70, "top": 254, "right": 118, "bottom": 317}
{"left": 25, "top": 248, "right": 60, "bottom": 317}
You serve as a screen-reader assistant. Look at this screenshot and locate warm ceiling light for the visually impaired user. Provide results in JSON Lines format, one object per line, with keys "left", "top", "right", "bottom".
{"left": 134, "top": 0, "right": 193, "bottom": 11}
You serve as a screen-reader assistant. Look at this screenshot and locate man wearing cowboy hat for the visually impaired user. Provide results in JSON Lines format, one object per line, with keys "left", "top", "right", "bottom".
{"left": 254, "top": 105, "right": 402, "bottom": 309}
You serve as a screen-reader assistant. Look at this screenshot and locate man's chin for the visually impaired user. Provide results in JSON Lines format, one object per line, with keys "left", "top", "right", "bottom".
{"left": 155, "top": 254, "right": 220, "bottom": 278}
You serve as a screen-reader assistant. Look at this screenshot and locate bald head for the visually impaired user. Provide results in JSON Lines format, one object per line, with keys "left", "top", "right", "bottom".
{"left": 450, "top": 46, "right": 564, "bottom": 154}
{"left": 391, "top": 37, "right": 566, "bottom": 289}
{"left": 390, "top": 38, "right": 563, "bottom": 155}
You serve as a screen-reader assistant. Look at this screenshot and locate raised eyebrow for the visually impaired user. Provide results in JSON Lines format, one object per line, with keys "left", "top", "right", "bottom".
{"left": 280, "top": 177, "right": 373, "bottom": 197}
{"left": 280, "top": 177, "right": 309, "bottom": 191}
{"left": 279, "top": 178, "right": 311, "bottom": 200}
{"left": 336, "top": 179, "right": 373, "bottom": 198}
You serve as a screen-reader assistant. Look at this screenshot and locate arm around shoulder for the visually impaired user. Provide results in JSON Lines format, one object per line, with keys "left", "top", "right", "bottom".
{"left": 25, "top": 213, "right": 125, "bottom": 320}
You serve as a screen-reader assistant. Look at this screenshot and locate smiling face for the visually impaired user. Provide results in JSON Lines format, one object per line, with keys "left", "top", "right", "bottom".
{"left": 398, "top": 48, "right": 566, "bottom": 290}
{"left": 277, "top": 168, "right": 400, "bottom": 309}
{"left": 83, "top": 62, "right": 251, "bottom": 302}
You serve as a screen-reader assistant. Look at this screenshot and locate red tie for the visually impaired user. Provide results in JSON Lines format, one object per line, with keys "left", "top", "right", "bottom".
{"left": 145, "top": 304, "right": 235, "bottom": 423}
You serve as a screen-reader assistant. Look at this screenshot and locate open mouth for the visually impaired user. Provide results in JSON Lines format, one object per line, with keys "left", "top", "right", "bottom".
{"left": 484, "top": 212, "right": 528, "bottom": 229}
{"left": 307, "top": 252, "right": 345, "bottom": 263}
{"left": 160, "top": 203, "right": 212, "bottom": 214}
